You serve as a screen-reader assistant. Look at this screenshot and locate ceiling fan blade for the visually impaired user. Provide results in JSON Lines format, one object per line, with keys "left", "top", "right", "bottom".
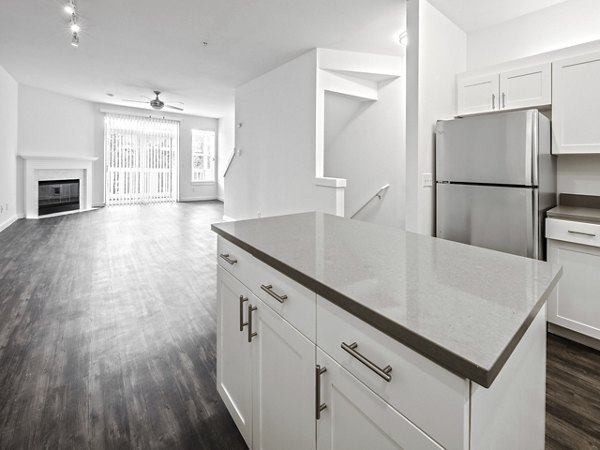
{"left": 122, "top": 99, "right": 149, "bottom": 103}
{"left": 165, "top": 101, "right": 184, "bottom": 105}
{"left": 141, "top": 96, "right": 152, "bottom": 100}
{"left": 166, "top": 105, "right": 184, "bottom": 111}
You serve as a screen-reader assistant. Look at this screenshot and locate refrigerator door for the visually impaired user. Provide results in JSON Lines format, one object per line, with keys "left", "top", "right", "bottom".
{"left": 437, "top": 183, "right": 538, "bottom": 258}
{"left": 436, "top": 110, "right": 538, "bottom": 186}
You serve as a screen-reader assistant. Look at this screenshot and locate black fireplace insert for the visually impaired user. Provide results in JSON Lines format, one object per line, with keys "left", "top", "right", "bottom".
{"left": 38, "top": 179, "right": 80, "bottom": 216}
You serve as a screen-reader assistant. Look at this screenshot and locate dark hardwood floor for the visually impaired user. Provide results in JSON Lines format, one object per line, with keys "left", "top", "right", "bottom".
{"left": 0, "top": 202, "right": 599, "bottom": 449}
{"left": 0, "top": 202, "right": 246, "bottom": 449}
{"left": 546, "top": 334, "right": 600, "bottom": 450}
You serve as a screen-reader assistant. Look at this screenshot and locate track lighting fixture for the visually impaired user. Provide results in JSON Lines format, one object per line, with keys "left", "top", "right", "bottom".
{"left": 64, "top": 1, "right": 81, "bottom": 47}
{"left": 70, "top": 14, "right": 80, "bottom": 33}
{"left": 64, "top": 0, "right": 75, "bottom": 15}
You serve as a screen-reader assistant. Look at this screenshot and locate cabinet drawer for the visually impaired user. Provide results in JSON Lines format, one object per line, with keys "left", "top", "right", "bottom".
{"left": 546, "top": 218, "right": 600, "bottom": 248}
{"left": 251, "top": 257, "right": 316, "bottom": 342}
{"left": 317, "top": 299, "right": 469, "bottom": 450}
{"left": 217, "top": 236, "right": 256, "bottom": 289}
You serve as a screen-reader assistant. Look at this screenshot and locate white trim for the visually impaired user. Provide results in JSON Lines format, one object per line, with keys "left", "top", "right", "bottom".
{"left": 222, "top": 215, "right": 235, "bottom": 222}
{"left": 0, "top": 215, "right": 18, "bottom": 233}
{"left": 179, "top": 195, "right": 219, "bottom": 202}
{"left": 18, "top": 154, "right": 98, "bottom": 161}
{"left": 315, "top": 176, "right": 347, "bottom": 188}
{"left": 99, "top": 108, "right": 182, "bottom": 121}
{"left": 190, "top": 181, "right": 217, "bottom": 186}
{"left": 21, "top": 157, "right": 95, "bottom": 219}
{"left": 32, "top": 208, "right": 98, "bottom": 220}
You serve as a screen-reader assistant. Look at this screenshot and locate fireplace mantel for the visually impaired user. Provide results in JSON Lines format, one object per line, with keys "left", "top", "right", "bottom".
{"left": 19, "top": 154, "right": 99, "bottom": 219}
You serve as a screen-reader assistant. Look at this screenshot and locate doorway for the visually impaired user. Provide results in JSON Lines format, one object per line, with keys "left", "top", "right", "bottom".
{"left": 104, "top": 114, "right": 179, "bottom": 206}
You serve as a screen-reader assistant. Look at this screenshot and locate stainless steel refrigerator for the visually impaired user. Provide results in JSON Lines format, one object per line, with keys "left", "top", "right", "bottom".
{"left": 435, "top": 109, "right": 556, "bottom": 260}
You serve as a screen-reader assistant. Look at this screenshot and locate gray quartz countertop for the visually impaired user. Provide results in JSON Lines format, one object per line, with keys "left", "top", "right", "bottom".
{"left": 211, "top": 212, "right": 561, "bottom": 388}
{"left": 547, "top": 205, "right": 600, "bottom": 224}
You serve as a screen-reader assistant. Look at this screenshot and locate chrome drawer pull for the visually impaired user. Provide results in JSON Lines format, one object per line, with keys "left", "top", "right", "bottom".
{"left": 341, "top": 342, "right": 392, "bottom": 382}
{"left": 248, "top": 304, "right": 258, "bottom": 343}
{"left": 219, "top": 253, "right": 238, "bottom": 265}
{"left": 239, "top": 295, "right": 248, "bottom": 332}
{"left": 568, "top": 230, "right": 596, "bottom": 237}
{"left": 260, "top": 284, "right": 288, "bottom": 303}
{"left": 315, "top": 365, "right": 327, "bottom": 420}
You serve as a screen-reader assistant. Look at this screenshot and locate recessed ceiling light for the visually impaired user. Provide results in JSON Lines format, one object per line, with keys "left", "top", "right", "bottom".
{"left": 398, "top": 31, "right": 408, "bottom": 47}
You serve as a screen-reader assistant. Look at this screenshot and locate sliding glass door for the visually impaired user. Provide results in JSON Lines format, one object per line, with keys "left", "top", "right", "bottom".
{"left": 104, "top": 114, "right": 179, "bottom": 206}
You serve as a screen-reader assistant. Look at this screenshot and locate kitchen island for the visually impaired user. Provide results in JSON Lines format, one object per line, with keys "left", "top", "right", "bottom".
{"left": 212, "top": 212, "right": 561, "bottom": 450}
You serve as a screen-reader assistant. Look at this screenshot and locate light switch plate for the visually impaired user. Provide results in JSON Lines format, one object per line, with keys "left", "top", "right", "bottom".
{"left": 422, "top": 173, "right": 433, "bottom": 187}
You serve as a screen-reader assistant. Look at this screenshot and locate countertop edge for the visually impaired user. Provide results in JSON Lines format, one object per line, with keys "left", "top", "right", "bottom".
{"left": 211, "top": 223, "right": 551, "bottom": 388}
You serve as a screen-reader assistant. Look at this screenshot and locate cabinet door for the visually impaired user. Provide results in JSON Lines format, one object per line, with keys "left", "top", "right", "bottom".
{"left": 251, "top": 299, "right": 316, "bottom": 450}
{"left": 316, "top": 349, "right": 442, "bottom": 450}
{"left": 216, "top": 266, "right": 253, "bottom": 447}
{"left": 547, "top": 239, "right": 600, "bottom": 339}
{"left": 553, "top": 52, "right": 600, "bottom": 154}
{"left": 499, "top": 63, "right": 551, "bottom": 110}
{"left": 456, "top": 74, "right": 499, "bottom": 115}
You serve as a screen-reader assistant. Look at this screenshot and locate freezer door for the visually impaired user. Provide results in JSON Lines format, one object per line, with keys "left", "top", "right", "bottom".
{"left": 436, "top": 183, "right": 538, "bottom": 258}
{"left": 436, "top": 110, "right": 538, "bottom": 186}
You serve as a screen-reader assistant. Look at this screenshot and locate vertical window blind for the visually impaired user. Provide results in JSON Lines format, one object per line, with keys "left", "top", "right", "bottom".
{"left": 104, "top": 114, "right": 179, "bottom": 206}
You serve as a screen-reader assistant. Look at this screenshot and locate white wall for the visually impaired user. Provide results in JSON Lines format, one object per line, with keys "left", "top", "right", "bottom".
{"left": 324, "top": 75, "right": 405, "bottom": 228}
{"left": 17, "top": 85, "right": 97, "bottom": 214}
{"left": 557, "top": 155, "right": 600, "bottom": 197}
{"left": 0, "top": 65, "right": 18, "bottom": 232}
{"left": 468, "top": 0, "right": 600, "bottom": 70}
{"left": 217, "top": 112, "right": 235, "bottom": 202}
{"left": 406, "top": 0, "right": 467, "bottom": 235}
{"left": 225, "top": 50, "right": 339, "bottom": 220}
{"left": 16, "top": 85, "right": 222, "bottom": 213}
{"left": 92, "top": 104, "right": 219, "bottom": 204}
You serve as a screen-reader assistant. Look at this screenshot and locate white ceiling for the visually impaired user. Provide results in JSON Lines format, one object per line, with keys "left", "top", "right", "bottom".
{"left": 0, "top": 0, "right": 405, "bottom": 118}
{"left": 427, "top": 0, "right": 569, "bottom": 32}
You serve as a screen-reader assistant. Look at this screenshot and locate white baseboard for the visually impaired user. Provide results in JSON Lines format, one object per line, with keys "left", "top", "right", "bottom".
{"left": 0, "top": 215, "right": 18, "bottom": 233}
{"left": 179, "top": 196, "right": 219, "bottom": 202}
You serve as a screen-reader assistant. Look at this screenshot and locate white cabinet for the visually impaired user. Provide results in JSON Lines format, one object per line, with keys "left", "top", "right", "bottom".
{"left": 216, "top": 238, "right": 548, "bottom": 449}
{"left": 252, "top": 298, "right": 315, "bottom": 450}
{"left": 457, "top": 63, "right": 551, "bottom": 116}
{"left": 316, "top": 349, "right": 442, "bottom": 450}
{"left": 546, "top": 218, "right": 600, "bottom": 339}
{"left": 217, "top": 251, "right": 316, "bottom": 450}
{"left": 457, "top": 73, "right": 499, "bottom": 115}
{"left": 552, "top": 51, "right": 600, "bottom": 154}
{"left": 216, "top": 266, "right": 254, "bottom": 446}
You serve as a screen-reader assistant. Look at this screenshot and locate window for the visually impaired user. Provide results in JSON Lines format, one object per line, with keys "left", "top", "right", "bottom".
{"left": 191, "top": 129, "right": 216, "bottom": 183}
{"left": 104, "top": 114, "right": 179, "bottom": 206}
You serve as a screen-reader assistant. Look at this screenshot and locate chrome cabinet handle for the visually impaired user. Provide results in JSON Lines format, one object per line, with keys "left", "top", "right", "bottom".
{"left": 239, "top": 295, "right": 248, "bottom": 331}
{"left": 247, "top": 304, "right": 258, "bottom": 343}
{"left": 341, "top": 342, "right": 392, "bottom": 382}
{"left": 568, "top": 230, "right": 596, "bottom": 237}
{"left": 315, "top": 365, "right": 327, "bottom": 420}
{"left": 492, "top": 93, "right": 496, "bottom": 110}
{"left": 260, "top": 284, "right": 288, "bottom": 303}
{"left": 502, "top": 92, "right": 506, "bottom": 108}
{"left": 219, "top": 253, "right": 237, "bottom": 265}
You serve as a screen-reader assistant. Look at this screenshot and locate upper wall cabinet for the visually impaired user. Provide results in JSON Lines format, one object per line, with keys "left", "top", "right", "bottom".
{"left": 553, "top": 52, "right": 600, "bottom": 154}
{"left": 457, "top": 63, "right": 551, "bottom": 116}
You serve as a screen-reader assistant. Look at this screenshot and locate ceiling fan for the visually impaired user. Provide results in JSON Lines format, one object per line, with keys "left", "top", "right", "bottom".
{"left": 122, "top": 90, "right": 184, "bottom": 111}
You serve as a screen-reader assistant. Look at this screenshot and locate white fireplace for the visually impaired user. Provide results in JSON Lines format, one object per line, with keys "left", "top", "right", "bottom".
{"left": 19, "top": 154, "right": 98, "bottom": 219}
